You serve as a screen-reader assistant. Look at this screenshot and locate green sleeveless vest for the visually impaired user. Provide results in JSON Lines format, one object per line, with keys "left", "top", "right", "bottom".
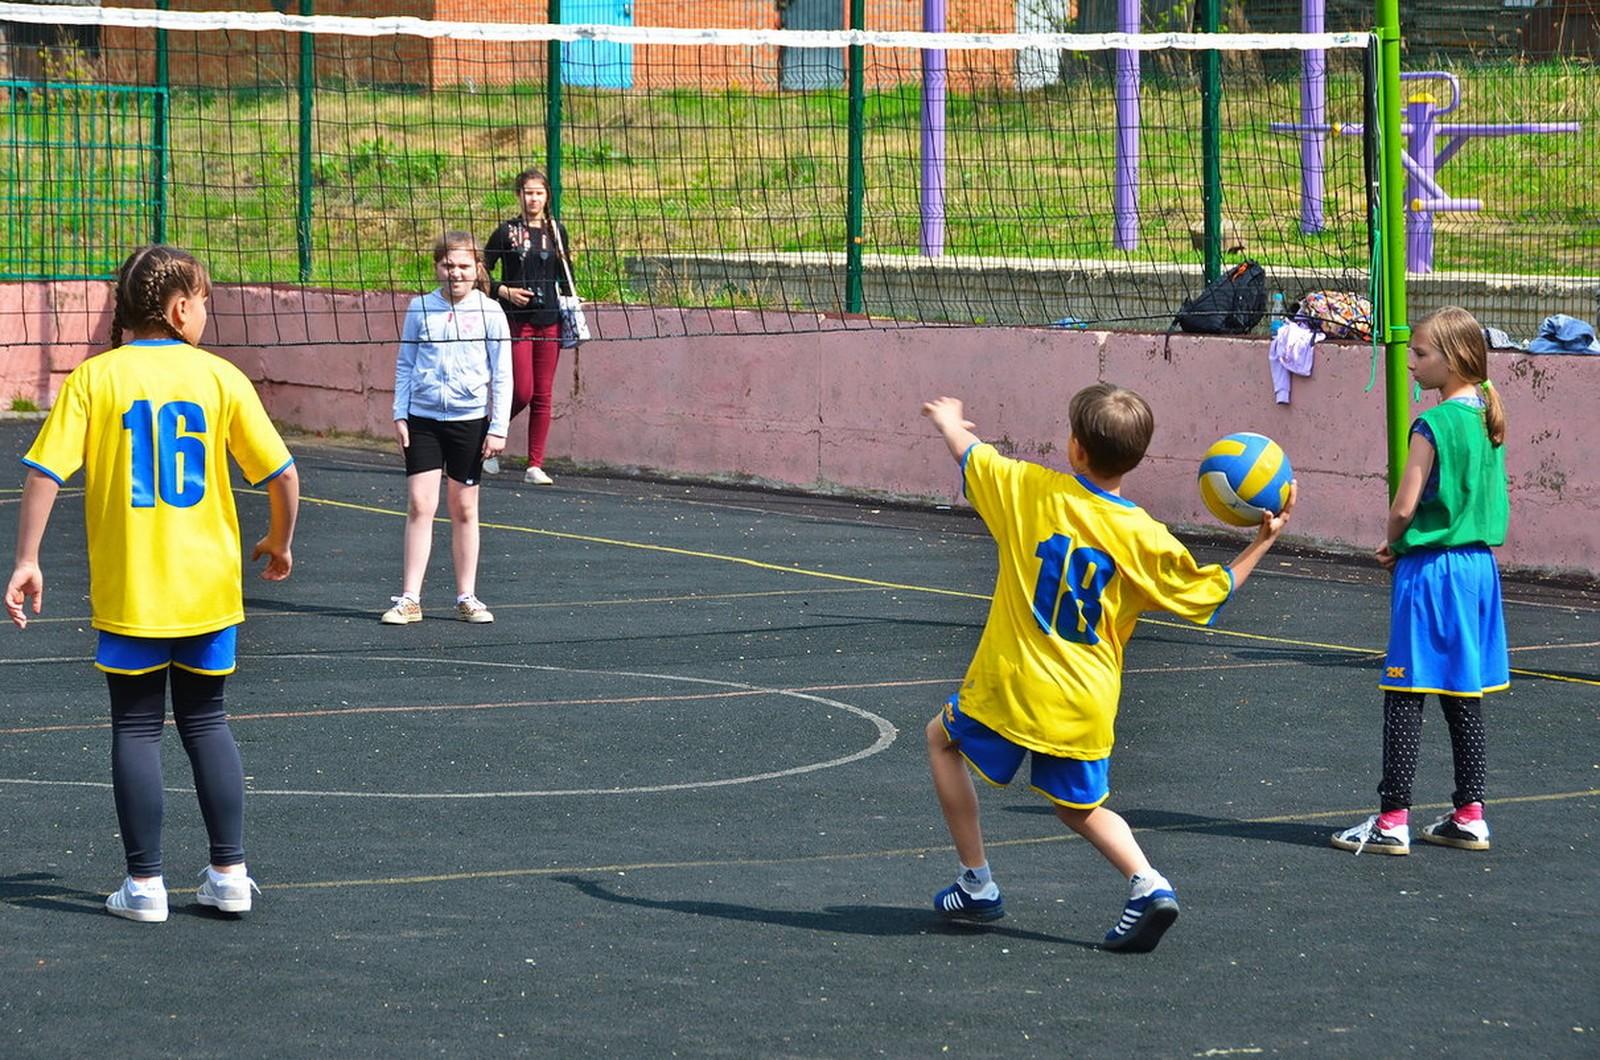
{"left": 1395, "top": 399, "right": 1508, "bottom": 553}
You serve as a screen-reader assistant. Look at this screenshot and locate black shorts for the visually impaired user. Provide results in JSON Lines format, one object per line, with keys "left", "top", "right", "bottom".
{"left": 403, "top": 416, "right": 488, "bottom": 484}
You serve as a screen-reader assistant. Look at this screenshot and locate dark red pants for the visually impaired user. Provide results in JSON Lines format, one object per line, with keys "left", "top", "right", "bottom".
{"left": 511, "top": 320, "right": 562, "bottom": 467}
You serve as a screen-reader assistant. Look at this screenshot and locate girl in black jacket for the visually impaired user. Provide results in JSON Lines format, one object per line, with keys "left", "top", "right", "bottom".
{"left": 483, "top": 167, "right": 574, "bottom": 484}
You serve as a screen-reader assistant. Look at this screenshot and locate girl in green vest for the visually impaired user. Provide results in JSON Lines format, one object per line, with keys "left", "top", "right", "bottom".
{"left": 1332, "top": 306, "right": 1509, "bottom": 856}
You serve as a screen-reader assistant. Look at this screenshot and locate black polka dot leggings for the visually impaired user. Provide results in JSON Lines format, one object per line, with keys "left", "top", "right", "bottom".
{"left": 1378, "top": 690, "right": 1488, "bottom": 812}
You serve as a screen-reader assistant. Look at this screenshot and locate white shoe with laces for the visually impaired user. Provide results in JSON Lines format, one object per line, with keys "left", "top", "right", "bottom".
{"left": 1331, "top": 814, "right": 1410, "bottom": 855}
{"left": 196, "top": 867, "right": 260, "bottom": 914}
{"left": 524, "top": 466, "right": 554, "bottom": 485}
{"left": 456, "top": 595, "right": 495, "bottom": 623}
{"left": 106, "top": 876, "right": 169, "bottom": 923}
{"left": 381, "top": 596, "right": 422, "bottom": 624}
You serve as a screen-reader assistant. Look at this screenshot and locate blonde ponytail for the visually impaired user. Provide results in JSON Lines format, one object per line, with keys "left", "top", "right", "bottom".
{"left": 1481, "top": 380, "right": 1507, "bottom": 448}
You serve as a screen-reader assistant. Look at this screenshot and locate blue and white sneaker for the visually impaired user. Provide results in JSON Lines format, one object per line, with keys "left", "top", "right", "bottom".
{"left": 196, "top": 867, "right": 260, "bottom": 914}
{"left": 933, "top": 879, "right": 1005, "bottom": 923}
{"left": 105, "top": 876, "right": 169, "bottom": 923}
{"left": 1103, "top": 882, "right": 1179, "bottom": 953}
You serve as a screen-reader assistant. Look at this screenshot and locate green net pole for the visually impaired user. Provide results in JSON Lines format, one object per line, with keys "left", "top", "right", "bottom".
{"left": 297, "top": 0, "right": 314, "bottom": 282}
{"left": 546, "top": 0, "right": 563, "bottom": 217}
{"left": 845, "top": 0, "right": 865, "bottom": 314}
{"left": 1200, "top": 0, "right": 1221, "bottom": 283}
{"left": 152, "top": 0, "right": 168, "bottom": 244}
{"left": 1376, "top": 0, "right": 1410, "bottom": 496}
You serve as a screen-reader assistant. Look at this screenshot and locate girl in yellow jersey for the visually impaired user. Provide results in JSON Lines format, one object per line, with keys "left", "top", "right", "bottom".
{"left": 6, "top": 245, "right": 300, "bottom": 924}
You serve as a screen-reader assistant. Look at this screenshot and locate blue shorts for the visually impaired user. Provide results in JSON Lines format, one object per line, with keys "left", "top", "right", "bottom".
{"left": 96, "top": 626, "right": 238, "bottom": 676}
{"left": 940, "top": 695, "right": 1110, "bottom": 809}
{"left": 1382, "top": 546, "right": 1508, "bottom": 697}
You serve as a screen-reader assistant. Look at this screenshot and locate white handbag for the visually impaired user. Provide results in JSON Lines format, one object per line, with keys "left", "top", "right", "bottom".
{"left": 550, "top": 222, "right": 588, "bottom": 348}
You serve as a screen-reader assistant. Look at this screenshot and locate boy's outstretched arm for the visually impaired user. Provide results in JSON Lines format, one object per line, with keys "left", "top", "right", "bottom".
{"left": 1226, "top": 481, "right": 1298, "bottom": 590}
{"left": 921, "top": 396, "right": 981, "bottom": 463}
{"left": 6, "top": 471, "right": 61, "bottom": 629}
{"left": 251, "top": 463, "right": 300, "bottom": 581}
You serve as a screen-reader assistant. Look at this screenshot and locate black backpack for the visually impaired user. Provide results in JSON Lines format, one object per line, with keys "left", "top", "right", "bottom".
{"left": 1174, "top": 261, "right": 1267, "bottom": 334}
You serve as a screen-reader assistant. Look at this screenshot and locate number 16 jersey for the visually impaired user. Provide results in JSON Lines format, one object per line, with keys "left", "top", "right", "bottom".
{"left": 22, "top": 339, "right": 294, "bottom": 638}
{"left": 959, "top": 443, "right": 1233, "bottom": 760}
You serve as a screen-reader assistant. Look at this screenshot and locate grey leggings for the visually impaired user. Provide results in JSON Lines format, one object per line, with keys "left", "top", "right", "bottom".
{"left": 108, "top": 668, "right": 245, "bottom": 877}
{"left": 1378, "top": 690, "right": 1488, "bottom": 813}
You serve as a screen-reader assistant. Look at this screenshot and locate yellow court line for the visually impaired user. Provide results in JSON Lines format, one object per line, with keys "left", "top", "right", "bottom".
{"left": 226, "top": 787, "right": 1597, "bottom": 894}
{"left": 0, "top": 586, "right": 882, "bottom": 628}
{"left": 296, "top": 493, "right": 986, "bottom": 599}
{"left": 279, "top": 491, "right": 1600, "bottom": 689}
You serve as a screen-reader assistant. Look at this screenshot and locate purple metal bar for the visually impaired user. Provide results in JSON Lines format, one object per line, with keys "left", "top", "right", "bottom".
{"left": 919, "top": 0, "right": 946, "bottom": 257}
{"left": 1113, "top": 0, "right": 1140, "bottom": 249}
{"left": 1412, "top": 197, "right": 1483, "bottom": 212}
{"left": 1301, "top": 121, "right": 1579, "bottom": 139}
{"left": 1405, "top": 95, "right": 1437, "bottom": 273}
{"left": 1399, "top": 153, "right": 1454, "bottom": 202}
{"left": 1431, "top": 122, "right": 1582, "bottom": 136}
{"left": 1299, "top": 0, "right": 1326, "bottom": 233}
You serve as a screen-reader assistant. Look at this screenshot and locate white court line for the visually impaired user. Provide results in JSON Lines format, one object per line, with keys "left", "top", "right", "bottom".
{"left": 0, "top": 656, "right": 899, "bottom": 799}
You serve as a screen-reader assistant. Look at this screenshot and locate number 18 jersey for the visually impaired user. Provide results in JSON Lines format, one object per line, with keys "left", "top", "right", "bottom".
{"left": 22, "top": 339, "right": 294, "bottom": 638}
{"left": 959, "top": 443, "right": 1233, "bottom": 759}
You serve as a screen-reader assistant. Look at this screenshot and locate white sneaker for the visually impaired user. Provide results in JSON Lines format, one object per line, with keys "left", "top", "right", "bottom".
{"left": 524, "top": 466, "right": 554, "bottom": 485}
{"left": 381, "top": 595, "right": 422, "bottom": 624}
{"left": 106, "top": 876, "right": 169, "bottom": 923}
{"left": 1417, "top": 812, "right": 1491, "bottom": 851}
{"left": 456, "top": 595, "right": 495, "bottom": 623}
{"left": 482, "top": 456, "right": 500, "bottom": 475}
{"left": 1330, "top": 814, "right": 1410, "bottom": 855}
{"left": 196, "top": 867, "right": 259, "bottom": 914}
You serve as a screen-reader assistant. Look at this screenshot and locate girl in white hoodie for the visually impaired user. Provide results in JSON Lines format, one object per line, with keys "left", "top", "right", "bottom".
{"left": 383, "top": 231, "right": 512, "bottom": 625}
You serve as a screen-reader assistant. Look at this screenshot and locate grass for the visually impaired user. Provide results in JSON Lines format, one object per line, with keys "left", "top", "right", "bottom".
{"left": 2, "top": 55, "right": 1596, "bottom": 310}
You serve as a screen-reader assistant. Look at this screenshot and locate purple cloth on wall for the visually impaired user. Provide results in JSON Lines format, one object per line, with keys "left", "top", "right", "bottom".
{"left": 1269, "top": 320, "right": 1321, "bottom": 403}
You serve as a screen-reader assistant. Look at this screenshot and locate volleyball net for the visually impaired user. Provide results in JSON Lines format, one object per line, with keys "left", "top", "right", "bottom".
{"left": 0, "top": 5, "right": 1385, "bottom": 348}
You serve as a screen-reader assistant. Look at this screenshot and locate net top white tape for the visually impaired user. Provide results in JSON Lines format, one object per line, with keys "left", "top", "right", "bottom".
{"left": 0, "top": 2, "right": 1373, "bottom": 52}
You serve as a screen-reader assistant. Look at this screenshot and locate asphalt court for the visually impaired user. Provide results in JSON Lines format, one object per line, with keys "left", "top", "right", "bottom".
{"left": 0, "top": 419, "right": 1595, "bottom": 1058}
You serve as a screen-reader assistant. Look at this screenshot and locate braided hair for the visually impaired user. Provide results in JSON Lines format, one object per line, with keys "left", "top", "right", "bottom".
{"left": 109, "top": 245, "right": 212, "bottom": 348}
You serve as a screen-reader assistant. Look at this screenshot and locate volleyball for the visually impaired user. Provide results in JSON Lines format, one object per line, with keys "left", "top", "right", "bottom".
{"left": 1198, "top": 432, "right": 1294, "bottom": 527}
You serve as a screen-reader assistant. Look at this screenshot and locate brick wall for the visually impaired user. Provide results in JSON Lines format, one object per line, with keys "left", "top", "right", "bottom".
{"left": 94, "top": 0, "right": 1023, "bottom": 92}
{"left": 101, "top": 0, "right": 434, "bottom": 87}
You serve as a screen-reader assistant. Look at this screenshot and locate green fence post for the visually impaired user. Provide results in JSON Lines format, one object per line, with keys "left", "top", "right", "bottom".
{"left": 1376, "top": 0, "right": 1409, "bottom": 497}
{"left": 153, "top": 0, "right": 169, "bottom": 244}
{"left": 297, "top": 0, "right": 314, "bottom": 282}
{"left": 1200, "top": 0, "right": 1221, "bottom": 283}
{"left": 845, "top": 0, "right": 865, "bottom": 314}
{"left": 547, "top": 0, "right": 563, "bottom": 217}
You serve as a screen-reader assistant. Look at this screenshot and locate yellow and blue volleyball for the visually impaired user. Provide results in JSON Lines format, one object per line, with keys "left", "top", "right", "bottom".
{"left": 1198, "top": 432, "right": 1293, "bottom": 527}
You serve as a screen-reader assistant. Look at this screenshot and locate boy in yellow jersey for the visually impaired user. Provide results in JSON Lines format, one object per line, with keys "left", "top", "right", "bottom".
{"left": 6, "top": 245, "right": 299, "bottom": 924}
{"left": 922, "top": 384, "right": 1295, "bottom": 952}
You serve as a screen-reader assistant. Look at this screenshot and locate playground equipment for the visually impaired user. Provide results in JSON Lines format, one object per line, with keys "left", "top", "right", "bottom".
{"left": 1271, "top": 72, "right": 1580, "bottom": 274}
{"left": 915, "top": 0, "right": 1368, "bottom": 259}
{"left": 914, "top": 0, "right": 1579, "bottom": 275}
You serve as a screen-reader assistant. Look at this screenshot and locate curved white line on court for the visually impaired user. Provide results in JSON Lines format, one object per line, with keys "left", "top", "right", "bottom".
{"left": 0, "top": 655, "right": 899, "bottom": 799}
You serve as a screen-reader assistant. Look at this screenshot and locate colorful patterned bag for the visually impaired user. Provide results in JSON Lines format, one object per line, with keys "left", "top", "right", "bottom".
{"left": 1296, "top": 290, "right": 1373, "bottom": 341}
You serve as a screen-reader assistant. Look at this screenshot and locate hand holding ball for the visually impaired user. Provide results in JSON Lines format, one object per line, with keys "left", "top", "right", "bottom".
{"left": 1198, "top": 432, "right": 1294, "bottom": 527}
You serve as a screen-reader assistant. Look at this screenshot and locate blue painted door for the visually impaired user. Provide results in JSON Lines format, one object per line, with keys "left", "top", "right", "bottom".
{"left": 779, "top": 0, "right": 844, "bottom": 90}
{"left": 563, "top": 0, "right": 633, "bottom": 89}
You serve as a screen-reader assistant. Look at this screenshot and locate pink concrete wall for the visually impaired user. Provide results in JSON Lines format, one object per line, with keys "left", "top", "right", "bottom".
{"left": 4, "top": 282, "right": 1596, "bottom": 579}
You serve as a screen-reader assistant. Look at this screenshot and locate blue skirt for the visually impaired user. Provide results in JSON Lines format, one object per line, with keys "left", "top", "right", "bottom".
{"left": 1381, "top": 545, "right": 1508, "bottom": 696}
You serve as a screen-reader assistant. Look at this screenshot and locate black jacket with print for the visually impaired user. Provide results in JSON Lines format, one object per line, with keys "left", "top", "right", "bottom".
{"left": 484, "top": 218, "right": 574, "bottom": 327}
